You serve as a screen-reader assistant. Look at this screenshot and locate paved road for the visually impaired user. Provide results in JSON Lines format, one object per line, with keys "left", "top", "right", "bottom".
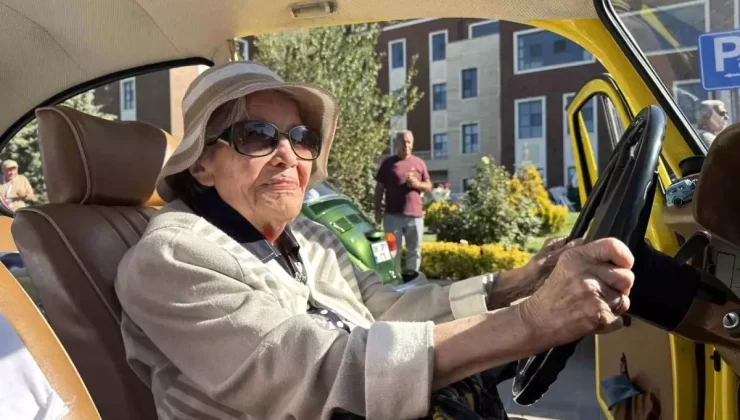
{"left": 422, "top": 278, "right": 608, "bottom": 420}
{"left": 497, "top": 335, "right": 608, "bottom": 420}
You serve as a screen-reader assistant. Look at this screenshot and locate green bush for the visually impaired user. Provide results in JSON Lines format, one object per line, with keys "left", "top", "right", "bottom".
{"left": 424, "top": 156, "right": 541, "bottom": 247}
{"left": 424, "top": 201, "right": 466, "bottom": 243}
{"left": 414, "top": 242, "right": 529, "bottom": 280}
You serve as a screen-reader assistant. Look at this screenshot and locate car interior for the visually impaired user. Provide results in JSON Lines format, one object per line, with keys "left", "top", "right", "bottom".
{"left": 2, "top": 0, "right": 740, "bottom": 419}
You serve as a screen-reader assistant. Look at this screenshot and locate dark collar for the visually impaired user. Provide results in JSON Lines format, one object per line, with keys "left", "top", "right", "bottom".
{"left": 184, "top": 187, "right": 300, "bottom": 265}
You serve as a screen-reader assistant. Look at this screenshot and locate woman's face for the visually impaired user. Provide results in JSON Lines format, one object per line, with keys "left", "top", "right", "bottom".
{"left": 191, "top": 90, "right": 313, "bottom": 238}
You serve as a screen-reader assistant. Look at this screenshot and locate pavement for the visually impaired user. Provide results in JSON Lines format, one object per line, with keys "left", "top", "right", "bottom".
{"left": 497, "top": 335, "right": 608, "bottom": 420}
{"left": 416, "top": 278, "right": 608, "bottom": 420}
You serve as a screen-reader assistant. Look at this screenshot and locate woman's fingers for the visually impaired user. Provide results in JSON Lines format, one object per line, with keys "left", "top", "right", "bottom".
{"left": 577, "top": 238, "right": 635, "bottom": 270}
{"left": 588, "top": 264, "right": 634, "bottom": 296}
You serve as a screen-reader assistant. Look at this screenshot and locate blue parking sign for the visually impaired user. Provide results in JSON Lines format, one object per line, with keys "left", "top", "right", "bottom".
{"left": 699, "top": 30, "right": 740, "bottom": 91}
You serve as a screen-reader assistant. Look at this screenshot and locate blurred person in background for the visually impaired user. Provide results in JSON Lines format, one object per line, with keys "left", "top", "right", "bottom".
{"left": 0, "top": 160, "right": 35, "bottom": 211}
{"left": 697, "top": 100, "right": 729, "bottom": 145}
{"left": 374, "top": 130, "right": 431, "bottom": 271}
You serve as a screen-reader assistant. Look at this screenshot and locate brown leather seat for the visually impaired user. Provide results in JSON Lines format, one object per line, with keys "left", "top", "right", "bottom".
{"left": 11, "top": 105, "right": 178, "bottom": 420}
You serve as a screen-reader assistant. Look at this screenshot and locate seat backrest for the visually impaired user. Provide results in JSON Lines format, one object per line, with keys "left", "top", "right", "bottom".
{"left": 12, "top": 106, "right": 178, "bottom": 420}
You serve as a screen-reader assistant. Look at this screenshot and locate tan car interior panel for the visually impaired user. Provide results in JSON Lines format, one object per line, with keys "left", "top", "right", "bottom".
{"left": 597, "top": 321, "right": 675, "bottom": 420}
{"left": 0, "top": 263, "right": 99, "bottom": 419}
{"left": 0, "top": 216, "right": 17, "bottom": 252}
{"left": 11, "top": 106, "right": 178, "bottom": 420}
{"left": 694, "top": 122, "right": 740, "bottom": 250}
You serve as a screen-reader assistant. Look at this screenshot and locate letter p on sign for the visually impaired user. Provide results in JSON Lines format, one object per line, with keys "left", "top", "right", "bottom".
{"left": 714, "top": 36, "right": 740, "bottom": 72}
{"left": 699, "top": 30, "right": 740, "bottom": 90}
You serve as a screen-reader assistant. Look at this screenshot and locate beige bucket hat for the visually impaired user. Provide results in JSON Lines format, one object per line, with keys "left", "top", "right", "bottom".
{"left": 1, "top": 160, "right": 18, "bottom": 170}
{"left": 156, "top": 61, "right": 339, "bottom": 202}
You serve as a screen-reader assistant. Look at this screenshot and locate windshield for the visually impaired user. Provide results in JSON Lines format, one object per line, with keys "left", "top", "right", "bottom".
{"left": 303, "top": 182, "right": 340, "bottom": 203}
{"left": 611, "top": 0, "right": 732, "bottom": 149}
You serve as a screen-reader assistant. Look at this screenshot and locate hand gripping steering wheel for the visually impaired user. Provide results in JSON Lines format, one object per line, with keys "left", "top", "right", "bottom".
{"left": 511, "top": 105, "right": 666, "bottom": 405}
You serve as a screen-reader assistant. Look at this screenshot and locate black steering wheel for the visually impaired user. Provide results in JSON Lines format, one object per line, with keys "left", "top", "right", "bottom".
{"left": 511, "top": 105, "right": 666, "bottom": 405}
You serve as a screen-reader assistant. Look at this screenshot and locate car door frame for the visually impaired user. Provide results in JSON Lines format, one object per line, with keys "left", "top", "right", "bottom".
{"left": 567, "top": 74, "right": 701, "bottom": 420}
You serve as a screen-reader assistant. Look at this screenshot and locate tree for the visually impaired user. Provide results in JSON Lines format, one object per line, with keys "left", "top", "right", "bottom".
{"left": 253, "top": 25, "right": 422, "bottom": 213}
{"left": 0, "top": 91, "right": 115, "bottom": 203}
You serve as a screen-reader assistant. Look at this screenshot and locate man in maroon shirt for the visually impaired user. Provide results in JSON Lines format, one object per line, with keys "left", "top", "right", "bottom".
{"left": 374, "top": 130, "right": 432, "bottom": 271}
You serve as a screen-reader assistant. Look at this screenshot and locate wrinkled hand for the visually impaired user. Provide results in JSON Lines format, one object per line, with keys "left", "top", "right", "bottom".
{"left": 492, "top": 237, "right": 580, "bottom": 306}
{"left": 523, "top": 236, "right": 582, "bottom": 292}
{"left": 520, "top": 238, "right": 634, "bottom": 351}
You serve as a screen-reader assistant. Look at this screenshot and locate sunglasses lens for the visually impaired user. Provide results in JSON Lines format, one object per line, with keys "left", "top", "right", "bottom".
{"left": 232, "top": 121, "right": 278, "bottom": 156}
{"left": 289, "top": 126, "right": 321, "bottom": 160}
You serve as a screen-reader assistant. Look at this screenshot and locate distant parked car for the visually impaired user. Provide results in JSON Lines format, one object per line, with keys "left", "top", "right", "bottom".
{"left": 302, "top": 182, "right": 402, "bottom": 286}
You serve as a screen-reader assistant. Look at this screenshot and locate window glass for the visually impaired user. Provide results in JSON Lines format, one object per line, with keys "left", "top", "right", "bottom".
{"left": 431, "top": 32, "right": 446, "bottom": 61}
{"left": 673, "top": 81, "right": 710, "bottom": 128}
{"left": 563, "top": 94, "right": 600, "bottom": 206}
{"left": 0, "top": 66, "right": 202, "bottom": 209}
{"left": 462, "top": 178, "right": 470, "bottom": 191}
{"left": 433, "top": 83, "right": 447, "bottom": 110}
{"left": 518, "top": 99, "right": 544, "bottom": 139}
{"left": 236, "top": 39, "right": 250, "bottom": 61}
{"left": 120, "top": 77, "right": 137, "bottom": 121}
{"left": 553, "top": 39, "right": 567, "bottom": 53}
{"left": 122, "top": 81, "right": 135, "bottom": 110}
{"left": 390, "top": 41, "right": 405, "bottom": 69}
{"left": 470, "top": 21, "right": 500, "bottom": 38}
{"left": 303, "top": 182, "right": 340, "bottom": 202}
{"left": 462, "top": 123, "right": 480, "bottom": 154}
{"left": 611, "top": 0, "right": 726, "bottom": 149}
{"left": 433, "top": 133, "right": 448, "bottom": 158}
{"left": 516, "top": 30, "right": 592, "bottom": 72}
{"left": 461, "top": 68, "right": 478, "bottom": 99}
{"left": 618, "top": 2, "right": 705, "bottom": 54}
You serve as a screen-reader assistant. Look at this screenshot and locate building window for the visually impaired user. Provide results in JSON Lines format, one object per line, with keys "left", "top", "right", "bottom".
{"left": 432, "top": 83, "right": 447, "bottom": 111}
{"left": 553, "top": 39, "right": 567, "bottom": 53}
{"left": 390, "top": 40, "right": 405, "bottom": 69}
{"left": 433, "top": 133, "right": 448, "bottom": 159}
{"left": 673, "top": 81, "right": 710, "bottom": 127}
{"left": 517, "top": 99, "right": 544, "bottom": 139}
{"left": 431, "top": 32, "right": 446, "bottom": 61}
{"left": 461, "top": 68, "right": 478, "bottom": 99}
{"left": 119, "top": 77, "right": 137, "bottom": 121}
{"left": 565, "top": 95, "right": 596, "bottom": 135}
{"left": 618, "top": 2, "right": 706, "bottom": 54}
{"left": 469, "top": 20, "right": 500, "bottom": 38}
{"left": 462, "top": 178, "right": 471, "bottom": 192}
{"left": 516, "top": 30, "right": 593, "bottom": 73}
{"left": 122, "top": 80, "right": 135, "bottom": 110}
{"left": 563, "top": 94, "right": 599, "bottom": 186}
{"left": 236, "top": 39, "right": 250, "bottom": 60}
{"left": 462, "top": 123, "right": 480, "bottom": 154}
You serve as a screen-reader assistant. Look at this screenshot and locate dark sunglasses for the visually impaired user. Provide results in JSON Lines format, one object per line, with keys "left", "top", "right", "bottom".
{"left": 210, "top": 120, "right": 321, "bottom": 161}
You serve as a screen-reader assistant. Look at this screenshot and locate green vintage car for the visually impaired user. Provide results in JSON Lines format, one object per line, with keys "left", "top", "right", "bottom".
{"left": 302, "top": 182, "right": 402, "bottom": 286}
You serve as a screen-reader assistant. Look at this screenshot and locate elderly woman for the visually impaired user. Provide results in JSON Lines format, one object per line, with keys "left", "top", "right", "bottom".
{"left": 115, "top": 62, "right": 634, "bottom": 420}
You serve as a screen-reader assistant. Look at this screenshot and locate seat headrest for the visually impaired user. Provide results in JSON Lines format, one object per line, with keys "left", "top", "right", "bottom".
{"left": 35, "top": 106, "right": 179, "bottom": 206}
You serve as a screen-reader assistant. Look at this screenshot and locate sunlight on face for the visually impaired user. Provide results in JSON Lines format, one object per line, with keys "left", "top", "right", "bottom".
{"left": 195, "top": 90, "right": 313, "bottom": 236}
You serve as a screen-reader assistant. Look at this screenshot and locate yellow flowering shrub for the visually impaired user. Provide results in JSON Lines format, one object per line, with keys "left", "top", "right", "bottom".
{"left": 412, "top": 242, "right": 529, "bottom": 280}
{"left": 423, "top": 201, "right": 466, "bottom": 242}
{"left": 480, "top": 244, "right": 530, "bottom": 272}
{"left": 516, "top": 166, "right": 568, "bottom": 235}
